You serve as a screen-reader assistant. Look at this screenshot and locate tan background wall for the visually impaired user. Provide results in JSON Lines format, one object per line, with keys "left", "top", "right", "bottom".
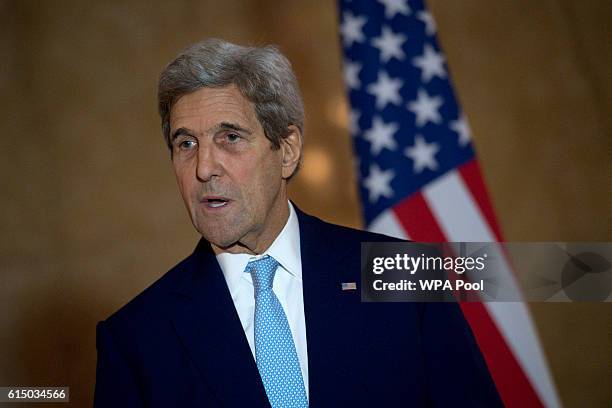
{"left": 1, "top": 0, "right": 610, "bottom": 406}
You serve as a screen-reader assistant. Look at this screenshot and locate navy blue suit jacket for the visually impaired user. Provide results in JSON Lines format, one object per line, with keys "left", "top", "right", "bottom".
{"left": 94, "top": 207, "right": 502, "bottom": 407}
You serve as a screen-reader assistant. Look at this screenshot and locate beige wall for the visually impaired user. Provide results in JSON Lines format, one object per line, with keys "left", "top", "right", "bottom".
{"left": 1, "top": 0, "right": 610, "bottom": 406}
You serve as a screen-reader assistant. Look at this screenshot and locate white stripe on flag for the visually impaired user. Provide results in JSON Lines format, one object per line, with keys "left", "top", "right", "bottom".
{"left": 368, "top": 209, "right": 410, "bottom": 240}
{"left": 423, "top": 170, "right": 560, "bottom": 408}
{"left": 423, "top": 170, "right": 494, "bottom": 241}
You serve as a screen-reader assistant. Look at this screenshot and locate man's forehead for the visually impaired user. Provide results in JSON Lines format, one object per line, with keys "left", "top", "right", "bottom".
{"left": 169, "top": 85, "right": 257, "bottom": 130}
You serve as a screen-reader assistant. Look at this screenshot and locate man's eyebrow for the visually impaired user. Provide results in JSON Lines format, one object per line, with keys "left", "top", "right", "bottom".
{"left": 170, "top": 127, "right": 193, "bottom": 141}
{"left": 214, "top": 122, "right": 253, "bottom": 135}
{"left": 170, "top": 122, "right": 253, "bottom": 141}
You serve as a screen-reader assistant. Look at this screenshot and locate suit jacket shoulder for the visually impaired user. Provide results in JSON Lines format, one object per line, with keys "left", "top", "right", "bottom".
{"left": 293, "top": 206, "right": 403, "bottom": 262}
{"left": 103, "top": 250, "right": 195, "bottom": 328}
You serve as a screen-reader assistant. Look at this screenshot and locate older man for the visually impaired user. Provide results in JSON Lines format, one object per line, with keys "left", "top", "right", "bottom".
{"left": 94, "top": 39, "right": 502, "bottom": 407}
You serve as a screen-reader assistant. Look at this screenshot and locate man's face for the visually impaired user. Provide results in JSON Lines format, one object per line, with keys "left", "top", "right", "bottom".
{"left": 169, "top": 85, "right": 298, "bottom": 254}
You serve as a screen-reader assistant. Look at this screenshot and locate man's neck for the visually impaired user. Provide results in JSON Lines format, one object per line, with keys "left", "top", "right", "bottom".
{"left": 211, "top": 199, "right": 290, "bottom": 255}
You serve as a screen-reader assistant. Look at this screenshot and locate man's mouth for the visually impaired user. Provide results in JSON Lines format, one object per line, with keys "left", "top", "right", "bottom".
{"left": 201, "top": 196, "right": 231, "bottom": 208}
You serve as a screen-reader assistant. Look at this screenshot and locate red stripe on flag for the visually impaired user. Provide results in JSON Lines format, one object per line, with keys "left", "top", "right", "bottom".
{"left": 460, "top": 303, "right": 544, "bottom": 408}
{"left": 392, "top": 193, "right": 445, "bottom": 241}
{"left": 458, "top": 160, "right": 504, "bottom": 241}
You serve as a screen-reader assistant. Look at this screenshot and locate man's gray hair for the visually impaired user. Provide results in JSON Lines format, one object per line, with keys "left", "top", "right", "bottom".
{"left": 158, "top": 38, "right": 305, "bottom": 157}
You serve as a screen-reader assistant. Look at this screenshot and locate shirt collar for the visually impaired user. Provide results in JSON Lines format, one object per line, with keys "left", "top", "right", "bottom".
{"left": 216, "top": 201, "right": 302, "bottom": 294}
{"left": 265, "top": 201, "right": 301, "bottom": 279}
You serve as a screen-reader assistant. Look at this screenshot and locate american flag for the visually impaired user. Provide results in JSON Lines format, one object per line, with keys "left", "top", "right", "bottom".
{"left": 338, "top": 0, "right": 560, "bottom": 406}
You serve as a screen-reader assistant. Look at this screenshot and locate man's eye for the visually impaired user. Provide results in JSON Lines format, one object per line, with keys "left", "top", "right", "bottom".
{"left": 226, "top": 133, "right": 241, "bottom": 143}
{"left": 179, "top": 140, "right": 197, "bottom": 150}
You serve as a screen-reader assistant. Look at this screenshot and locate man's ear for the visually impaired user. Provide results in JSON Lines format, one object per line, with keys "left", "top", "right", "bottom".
{"left": 280, "top": 125, "right": 303, "bottom": 179}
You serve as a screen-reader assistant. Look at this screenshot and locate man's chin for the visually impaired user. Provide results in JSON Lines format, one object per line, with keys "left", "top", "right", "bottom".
{"left": 198, "top": 231, "right": 233, "bottom": 247}
{"left": 196, "top": 229, "right": 243, "bottom": 253}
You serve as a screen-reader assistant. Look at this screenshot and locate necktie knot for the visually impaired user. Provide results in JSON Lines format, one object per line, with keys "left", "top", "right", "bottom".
{"left": 246, "top": 255, "right": 279, "bottom": 295}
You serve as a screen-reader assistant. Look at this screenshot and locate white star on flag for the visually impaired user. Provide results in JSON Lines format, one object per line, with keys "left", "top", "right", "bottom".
{"left": 341, "top": 12, "right": 367, "bottom": 47}
{"left": 450, "top": 114, "right": 472, "bottom": 146}
{"left": 378, "top": 0, "right": 411, "bottom": 19}
{"left": 344, "top": 60, "right": 362, "bottom": 90}
{"left": 364, "top": 116, "right": 398, "bottom": 155}
{"left": 349, "top": 109, "right": 361, "bottom": 134}
{"left": 372, "top": 26, "right": 407, "bottom": 63}
{"left": 407, "top": 88, "right": 444, "bottom": 127}
{"left": 417, "top": 10, "right": 436, "bottom": 36}
{"left": 367, "top": 71, "right": 404, "bottom": 110}
{"left": 412, "top": 43, "right": 446, "bottom": 82}
{"left": 404, "top": 135, "right": 440, "bottom": 173}
{"left": 363, "top": 163, "right": 395, "bottom": 203}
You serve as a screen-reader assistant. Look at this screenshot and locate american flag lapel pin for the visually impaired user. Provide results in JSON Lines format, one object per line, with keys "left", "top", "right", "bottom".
{"left": 341, "top": 282, "right": 357, "bottom": 291}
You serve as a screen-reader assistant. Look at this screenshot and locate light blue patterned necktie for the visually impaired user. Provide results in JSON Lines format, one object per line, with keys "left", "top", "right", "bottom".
{"left": 246, "top": 255, "right": 308, "bottom": 408}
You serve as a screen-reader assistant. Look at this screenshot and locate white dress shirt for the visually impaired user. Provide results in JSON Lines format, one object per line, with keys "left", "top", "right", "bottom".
{"left": 216, "top": 202, "right": 309, "bottom": 396}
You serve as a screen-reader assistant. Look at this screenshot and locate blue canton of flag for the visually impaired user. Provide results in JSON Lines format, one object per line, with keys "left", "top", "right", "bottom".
{"left": 339, "top": 0, "right": 473, "bottom": 225}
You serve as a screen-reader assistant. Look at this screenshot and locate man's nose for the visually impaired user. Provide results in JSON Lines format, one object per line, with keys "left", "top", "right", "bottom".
{"left": 196, "top": 144, "right": 223, "bottom": 182}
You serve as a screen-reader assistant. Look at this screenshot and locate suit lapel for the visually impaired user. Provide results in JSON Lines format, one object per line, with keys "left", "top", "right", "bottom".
{"left": 297, "top": 208, "right": 364, "bottom": 405}
{"left": 169, "top": 240, "right": 270, "bottom": 407}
